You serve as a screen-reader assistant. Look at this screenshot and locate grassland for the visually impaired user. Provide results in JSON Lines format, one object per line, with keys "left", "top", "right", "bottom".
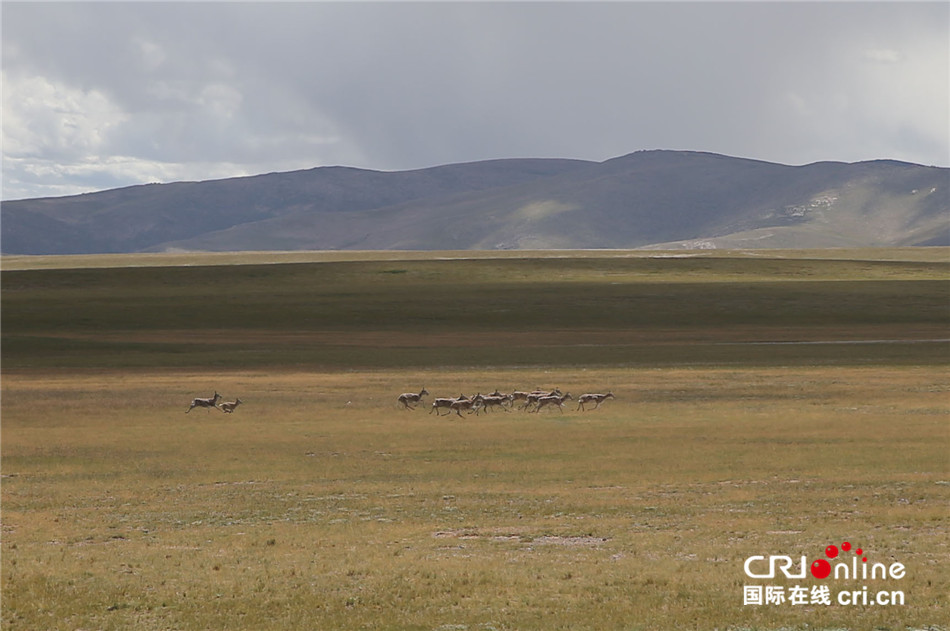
{"left": 2, "top": 249, "right": 948, "bottom": 630}
{"left": 2, "top": 249, "right": 948, "bottom": 370}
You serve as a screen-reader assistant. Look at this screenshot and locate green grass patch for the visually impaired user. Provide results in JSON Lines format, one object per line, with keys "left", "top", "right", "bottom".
{"left": 2, "top": 252, "right": 948, "bottom": 370}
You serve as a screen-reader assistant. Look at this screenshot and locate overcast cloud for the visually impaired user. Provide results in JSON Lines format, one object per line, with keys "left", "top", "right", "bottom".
{"left": 2, "top": 1, "right": 948, "bottom": 200}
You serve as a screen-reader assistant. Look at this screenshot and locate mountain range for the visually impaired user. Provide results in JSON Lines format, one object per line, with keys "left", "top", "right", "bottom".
{"left": 2, "top": 150, "right": 947, "bottom": 255}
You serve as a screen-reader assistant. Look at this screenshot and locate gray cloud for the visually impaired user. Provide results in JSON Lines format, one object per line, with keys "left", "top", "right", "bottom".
{"left": 3, "top": 1, "right": 947, "bottom": 200}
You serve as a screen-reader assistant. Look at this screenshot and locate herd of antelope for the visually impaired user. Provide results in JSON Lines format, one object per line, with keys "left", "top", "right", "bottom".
{"left": 397, "top": 387, "right": 615, "bottom": 417}
{"left": 186, "top": 391, "right": 243, "bottom": 414}
{"left": 186, "top": 387, "right": 613, "bottom": 417}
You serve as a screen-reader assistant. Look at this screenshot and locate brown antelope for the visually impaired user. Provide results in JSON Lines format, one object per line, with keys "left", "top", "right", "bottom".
{"left": 186, "top": 391, "right": 221, "bottom": 413}
{"left": 473, "top": 393, "right": 512, "bottom": 414}
{"left": 509, "top": 391, "right": 532, "bottom": 408}
{"left": 397, "top": 387, "right": 429, "bottom": 410}
{"left": 523, "top": 389, "right": 562, "bottom": 411}
{"left": 450, "top": 397, "right": 477, "bottom": 418}
{"left": 576, "top": 392, "right": 615, "bottom": 411}
{"left": 218, "top": 398, "right": 243, "bottom": 413}
{"left": 532, "top": 392, "right": 573, "bottom": 413}
{"left": 430, "top": 394, "right": 469, "bottom": 416}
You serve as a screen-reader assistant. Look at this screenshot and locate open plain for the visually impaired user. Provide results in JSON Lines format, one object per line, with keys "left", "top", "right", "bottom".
{"left": 2, "top": 249, "right": 948, "bottom": 630}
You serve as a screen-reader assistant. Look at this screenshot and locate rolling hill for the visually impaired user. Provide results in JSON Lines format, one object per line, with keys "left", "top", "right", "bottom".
{"left": 2, "top": 150, "right": 947, "bottom": 254}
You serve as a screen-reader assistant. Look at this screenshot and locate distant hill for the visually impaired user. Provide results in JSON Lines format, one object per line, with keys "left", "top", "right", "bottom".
{"left": 2, "top": 151, "right": 947, "bottom": 254}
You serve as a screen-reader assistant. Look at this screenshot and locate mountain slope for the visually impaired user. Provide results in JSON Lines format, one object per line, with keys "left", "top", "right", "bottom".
{"left": 1, "top": 158, "right": 593, "bottom": 255}
{"left": 2, "top": 151, "right": 946, "bottom": 254}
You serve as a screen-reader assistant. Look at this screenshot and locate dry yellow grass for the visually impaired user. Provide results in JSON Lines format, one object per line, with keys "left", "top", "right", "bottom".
{"left": 2, "top": 365, "right": 947, "bottom": 630}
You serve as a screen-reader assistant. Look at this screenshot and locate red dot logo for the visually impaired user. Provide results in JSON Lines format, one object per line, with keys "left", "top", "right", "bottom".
{"left": 825, "top": 545, "right": 839, "bottom": 558}
{"left": 811, "top": 559, "right": 831, "bottom": 579}
{"left": 842, "top": 541, "right": 851, "bottom": 552}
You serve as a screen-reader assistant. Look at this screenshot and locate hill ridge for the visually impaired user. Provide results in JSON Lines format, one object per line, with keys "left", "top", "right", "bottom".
{"left": 2, "top": 150, "right": 946, "bottom": 254}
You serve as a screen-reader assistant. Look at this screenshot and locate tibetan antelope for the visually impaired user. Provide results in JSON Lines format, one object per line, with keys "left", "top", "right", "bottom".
{"left": 473, "top": 393, "right": 512, "bottom": 414}
{"left": 430, "top": 394, "right": 469, "bottom": 416}
{"left": 397, "top": 387, "right": 429, "bottom": 410}
{"left": 218, "top": 398, "right": 243, "bottom": 413}
{"left": 576, "top": 392, "right": 615, "bottom": 411}
{"left": 509, "top": 391, "right": 532, "bottom": 408}
{"left": 186, "top": 391, "right": 221, "bottom": 413}
{"left": 450, "top": 396, "right": 477, "bottom": 418}
{"left": 522, "top": 389, "right": 562, "bottom": 411}
{"left": 532, "top": 392, "right": 573, "bottom": 413}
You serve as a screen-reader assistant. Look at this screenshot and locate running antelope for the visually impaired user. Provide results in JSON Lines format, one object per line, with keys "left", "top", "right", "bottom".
{"left": 532, "top": 392, "right": 573, "bottom": 413}
{"left": 450, "top": 397, "right": 477, "bottom": 418}
{"left": 186, "top": 391, "right": 221, "bottom": 413}
{"left": 576, "top": 392, "right": 615, "bottom": 411}
{"left": 523, "top": 389, "right": 562, "bottom": 411}
{"left": 509, "top": 391, "right": 532, "bottom": 408}
{"left": 430, "top": 394, "right": 469, "bottom": 416}
{"left": 218, "top": 398, "right": 243, "bottom": 413}
{"left": 397, "top": 387, "right": 429, "bottom": 410}
{"left": 473, "top": 393, "right": 512, "bottom": 414}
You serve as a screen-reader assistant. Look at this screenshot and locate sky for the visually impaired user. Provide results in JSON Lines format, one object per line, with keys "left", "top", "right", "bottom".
{"left": 2, "top": 1, "right": 948, "bottom": 201}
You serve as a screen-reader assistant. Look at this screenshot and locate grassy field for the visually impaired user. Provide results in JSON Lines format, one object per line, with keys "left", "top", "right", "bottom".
{"left": 2, "top": 249, "right": 948, "bottom": 630}
{"left": 2, "top": 249, "right": 948, "bottom": 370}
